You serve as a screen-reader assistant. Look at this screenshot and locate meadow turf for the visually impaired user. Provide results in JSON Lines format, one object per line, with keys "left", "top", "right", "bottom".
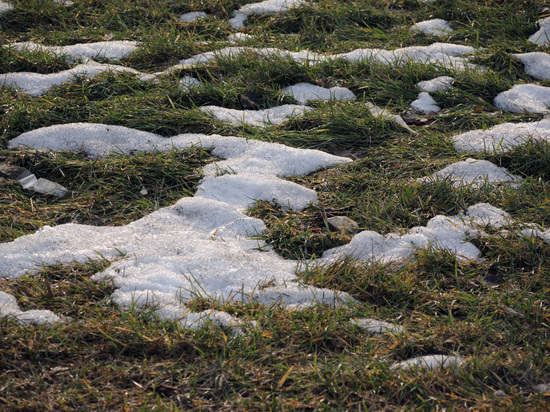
{"left": 1, "top": 0, "right": 549, "bottom": 410}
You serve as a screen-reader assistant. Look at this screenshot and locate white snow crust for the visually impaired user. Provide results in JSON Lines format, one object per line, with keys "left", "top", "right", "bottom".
{"left": 6, "top": 41, "right": 139, "bottom": 62}
{"left": 417, "top": 158, "right": 523, "bottom": 188}
{"left": 200, "top": 104, "right": 311, "bottom": 127}
{"left": 179, "top": 11, "right": 208, "bottom": 23}
{"left": 513, "top": 52, "right": 550, "bottom": 80}
{"left": 411, "top": 92, "right": 440, "bottom": 113}
{"left": 452, "top": 118, "right": 550, "bottom": 153}
{"left": 228, "top": 33, "right": 255, "bottom": 43}
{"left": 529, "top": 16, "right": 550, "bottom": 46}
{"left": 392, "top": 355, "right": 465, "bottom": 371}
{"left": 0, "top": 60, "right": 153, "bottom": 96}
{"left": 411, "top": 19, "right": 453, "bottom": 36}
{"left": 416, "top": 76, "right": 454, "bottom": 92}
{"left": 321, "top": 203, "right": 512, "bottom": 265}
{"left": 494, "top": 84, "right": 550, "bottom": 114}
{"left": 281, "top": 83, "right": 356, "bottom": 104}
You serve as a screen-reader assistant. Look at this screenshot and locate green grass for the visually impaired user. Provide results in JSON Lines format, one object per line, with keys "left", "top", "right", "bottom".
{"left": 1, "top": 0, "right": 549, "bottom": 410}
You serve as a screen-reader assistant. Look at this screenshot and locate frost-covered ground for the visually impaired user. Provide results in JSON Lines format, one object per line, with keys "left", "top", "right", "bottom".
{"left": 1, "top": 1, "right": 549, "bottom": 407}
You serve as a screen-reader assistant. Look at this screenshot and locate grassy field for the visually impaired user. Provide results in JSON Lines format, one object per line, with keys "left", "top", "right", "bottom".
{"left": 1, "top": 0, "right": 549, "bottom": 410}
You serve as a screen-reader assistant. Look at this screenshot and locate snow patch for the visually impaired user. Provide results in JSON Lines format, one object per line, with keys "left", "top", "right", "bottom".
{"left": 411, "top": 19, "right": 453, "bottom": 36}
{"left": 0, "top": 291, "right": 61, "bottom": 325}
{"left": 529, "top": 16, "right": 550, "bottom": 46}
{"left": 417, "top": 158, "right": 523, "bottom": 188}
{"left": 6, "top": 41, "right": 139, "bottom": 62}
{"left": 179, "top": 11, "right": 208, "bottom": 23}
{"left": 513, "top": 52, "right": 550, "bottom": 80}
{"left": 411, "top": 92, "right": 440, "bottom": 113}
{"left": 281, "top": 83, "right": 356, "bottom": 104}
{"left": 392, "top": 355, "right": 465, "bottom": 371}
{"left": 229, "top": 0, "right": 307, "bottom": 28}
{"left": 452, "top": 118, "right": 550, "bottom": 153}
{"left": 321, "top": 203, "right": 512, "bottom": 265}
{"left": 416, "top": 76, "right": 454, "bottom": 92}
{"left": 200, "top": 104, "right": 311, "bottom": 127}
{"left": 0, "top": 60, "right": 153, "bottom": 96}
{"left": 494, "top": 84, "right": 550, "bottom": 114}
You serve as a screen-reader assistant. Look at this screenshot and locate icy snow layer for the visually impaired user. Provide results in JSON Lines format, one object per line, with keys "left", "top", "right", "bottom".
{"left": 229, "top": 0, "right": 307, "bottom": 28}
{"left": 200, "top": 104, "right": 311, "bottom": 127}
{"left": 416, "top": 76, "right": 454, "bottom": 92}
{"left": 0, "top": 1, "right": 13, "bottom": 14}
{"left": 321, "top": 203, "right": 512, "bottom": 265}
{"left": 179, "top": 11, "right": 208, "bottom": 23}
{"left": 411, "top": 92, "right": 440, "bottom": 113}
{"left": 0, "top": 291, "right": 61, "bottom": 325}
{"left": 392, "top": 355, "right": 464, "bottom": 371}
{"left": 513, "top": 52, "right": 550, "bottom": 80}
{"left": 411, "top": 19, "right": 453, "bottom": 36}
{"left": 281, "top": 83, "right": 356, "bottom": 105}
{"left": 6, "top": 41, "right": 139, "bottom": 62}
{"left": 453, "top": 118, "right": 550, "bottom": 153}
{"left": 494, "top": 84, "right": 550, "bottom": 114}
{"left": 417, "top": 158, "right": 523, "bottom": 188}
{"left": 0, "top": 60, "right": 153, "bottom": 96}
{"left": 529, "top": 16, "right": 550, "bottom": 46}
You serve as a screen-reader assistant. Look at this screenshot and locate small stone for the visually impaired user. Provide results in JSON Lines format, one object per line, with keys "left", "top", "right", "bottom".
{"left": 19, "top": 173, "right": 38, "bottom": 189}
{"left": 140, "top": 186, "right": 148, "bottom": 195}
{"left": 0, "top": 164, "right": 32, "bottom": 180}
{"left": 31, "top": 178, "right": 68, "bottom": 197}
{"left": 494, "top": 390, "right": 507, "bottom": 397}
{"left": 327, "top": 216, "right": 360, "bottom": 234}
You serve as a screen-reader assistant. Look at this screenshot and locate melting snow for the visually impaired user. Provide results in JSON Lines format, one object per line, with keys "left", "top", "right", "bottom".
{"left": 229, "top": 0, "right": 307, "bottom": 28}
{"left": 5, "top": 41, "right": 139, "bottom": 62}
{"left": 494, "top": 84, "right": 550, "bottom": 114}
{"left": 0, "top": 291, "right": 62, "bottom": 325}
{"left": 0, "top": 60, "right": 153, "bottom": 96}
{"left": 281, "top": 83, "right": 356, "bottom": 104}
{"left": 411, "top": 19, "right": 454, "bottom": 36}
{"left": 0, "top": 1, "right": 13, "bottom": 13}
{"left": 321, "top": 203, "right": 512, "bottom": 265}
{"left": 513, "top": 52, "right": 550, "bottom": 80}
{"left": 416, "top": 76, "right": 454, "bottom": 92}
{"left": 179, "top": 11, "right": 208, "bottom": 23}
{"left": 351, "top": 318, "right": 405, "bottom": 334}
{"left": 179, "top": 75, "right": 203, "bottom": 91}
{"left": 200, "top": 104, "right": 311, "bottom": 127}
{"left": 411, "top": 92, "right": 440, "bottom": 113}
{"left": 417, "top": 158, "right": 523, "bottom": 188}
{"left": 392, "top": 355, "right": 465, "bottom": 371}
{"left": 452, "top": 118, "right": 550, "bottom": 153}
{"left": 529, "top": 16, "right": 550, "bottom": 46}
